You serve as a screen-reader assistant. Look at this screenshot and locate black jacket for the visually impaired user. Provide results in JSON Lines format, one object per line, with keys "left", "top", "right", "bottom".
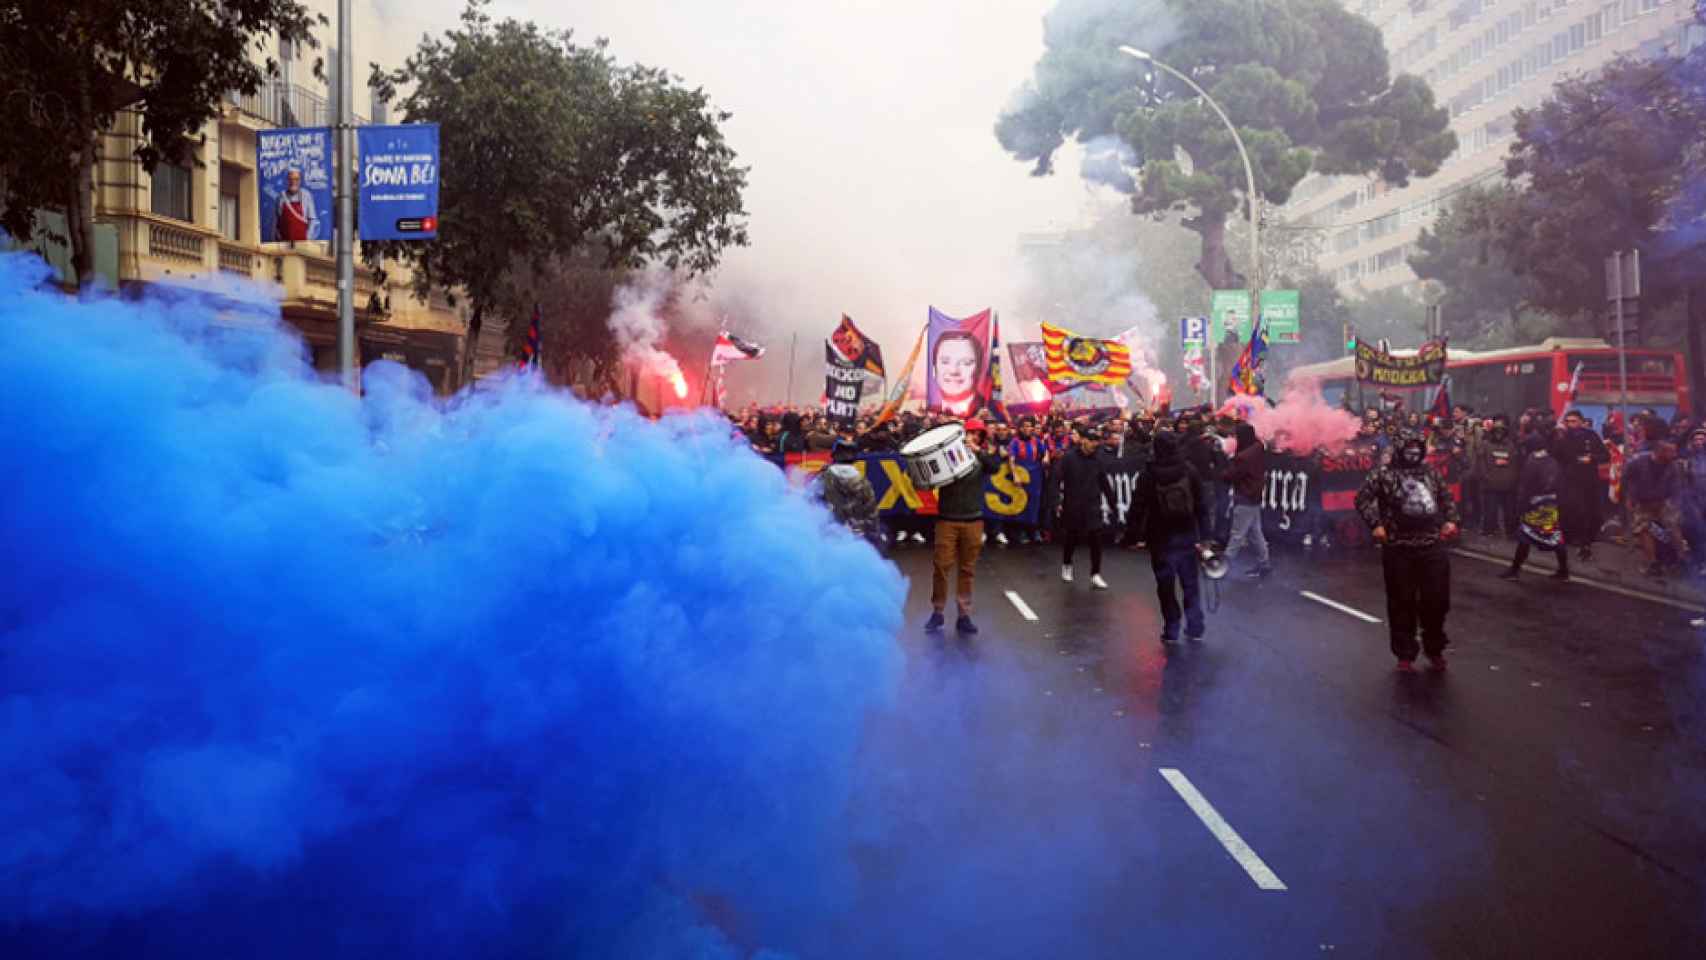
{"left": 1223, "top": 425, "right": 1266, "bottom": 504}
{"left": 1124, "top": 436, "right": 1209, "bottom": 548}
{"left": 1057, "top": 447, "right": 1118, "bottom": 533}
{"left": 1552, "top": 427, "right": 1608, "bottom": 496}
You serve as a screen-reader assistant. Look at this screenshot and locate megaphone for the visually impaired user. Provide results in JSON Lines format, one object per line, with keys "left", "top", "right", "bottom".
{"left": 1198, "top": 543, "right": 1229, "bottom": 580}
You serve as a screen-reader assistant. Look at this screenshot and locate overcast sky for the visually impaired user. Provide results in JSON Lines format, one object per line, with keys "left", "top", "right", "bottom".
{"left": 361, "top": 0, "right": 1105, "bottom": 352}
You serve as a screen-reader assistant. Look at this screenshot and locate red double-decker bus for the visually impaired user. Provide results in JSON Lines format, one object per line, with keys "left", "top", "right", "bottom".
{"left": 1294, "top": 337, "right": 1690, "bottom": 425}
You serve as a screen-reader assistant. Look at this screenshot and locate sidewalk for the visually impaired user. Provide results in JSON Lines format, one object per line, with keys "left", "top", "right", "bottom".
{"left": 1455, "top": 528, "right": 1705, "bottom": 612}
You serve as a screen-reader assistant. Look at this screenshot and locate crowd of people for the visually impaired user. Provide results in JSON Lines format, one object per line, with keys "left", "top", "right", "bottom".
{"left": 727, "top": 395, "right": 1706, "bottom": 586}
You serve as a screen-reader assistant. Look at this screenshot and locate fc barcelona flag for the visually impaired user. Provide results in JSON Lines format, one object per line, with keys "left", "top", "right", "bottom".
{"left": 1039, "top": 321, "right": 1133, "bottom": 390}
{"left": 519, "top": 302, "right": 542, "bottom": 371}
{"left": 1227, "top": 318, "right": 1268, "bottom": 397}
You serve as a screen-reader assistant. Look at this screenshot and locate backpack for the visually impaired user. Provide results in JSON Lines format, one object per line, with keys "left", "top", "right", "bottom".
{"left": 1394, "top": 473, "right": 1440, "bottom": 530}
{"left": 1157, "top": 473, "right": 1195, "bottom": 524}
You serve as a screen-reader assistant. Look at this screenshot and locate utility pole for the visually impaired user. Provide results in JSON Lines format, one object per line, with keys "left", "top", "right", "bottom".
{"left": 335, "top": 0, "right": 357, "bottom": 392}
{"left": 786, "top": 332, "right": 798, "bottom": 406}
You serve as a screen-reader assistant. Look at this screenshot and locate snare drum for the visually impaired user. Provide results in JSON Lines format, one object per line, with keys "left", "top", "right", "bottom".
{"left": 900, "top": 423, "right": 976, "bottom": 490}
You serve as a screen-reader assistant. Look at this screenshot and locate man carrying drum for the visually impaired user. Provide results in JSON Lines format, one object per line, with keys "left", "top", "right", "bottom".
{"left": 926, "top": 419, "right": 1007, "bottom": 636}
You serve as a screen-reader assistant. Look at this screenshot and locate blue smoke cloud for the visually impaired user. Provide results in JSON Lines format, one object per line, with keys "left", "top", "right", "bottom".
{"left": 0, "top": 253, "right": 903, "bottom": 957}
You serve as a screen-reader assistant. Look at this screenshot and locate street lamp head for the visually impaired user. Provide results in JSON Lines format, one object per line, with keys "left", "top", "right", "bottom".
{"left": 1118, "top": 46, "right": 1152, "bottom": 61}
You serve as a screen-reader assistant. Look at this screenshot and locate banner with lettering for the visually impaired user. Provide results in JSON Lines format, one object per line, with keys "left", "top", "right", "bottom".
{"left": 823, "top": 342, "right": 864, "bottom": 427}
{"left": 357, "top": 124, "right": 440, "bottom": 241}
{"left": 1354, "top": 338, "right": 1448, "bottom": 387}
{"left": 785, "top": 453, "right": 1043, "bottom": 524}
{"left": 257, "top": 127, "right": 332, "bottom": 243}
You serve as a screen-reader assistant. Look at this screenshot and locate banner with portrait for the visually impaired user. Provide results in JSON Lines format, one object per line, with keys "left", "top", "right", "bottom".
{"left": 829, "top": 314, "right": 884, "bottom": 378}
{"left": 257, "top": 127, "right": 333, "bottom": 244}
{"left": 926, "top": 307, "right": 993, "bottom": 417}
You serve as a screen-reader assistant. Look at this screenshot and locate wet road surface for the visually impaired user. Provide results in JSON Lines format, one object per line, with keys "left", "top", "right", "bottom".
{"left": 878, "top": 537, "right": 1706, "bottom": 958}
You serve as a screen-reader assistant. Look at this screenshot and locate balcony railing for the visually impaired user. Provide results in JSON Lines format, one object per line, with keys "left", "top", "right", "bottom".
{"left": 223, "top": 80, "right": 368, "bottom": 129}
{"left": 218, "top": 242, "right": 258, "bottom": 277}
{"left": 148, "top": 221, "right": 206, "bottom": 265}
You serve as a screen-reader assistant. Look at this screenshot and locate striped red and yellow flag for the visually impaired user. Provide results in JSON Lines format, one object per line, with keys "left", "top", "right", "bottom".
{"left": 1040, "top": 321, "right": 1133, "bottom": 389}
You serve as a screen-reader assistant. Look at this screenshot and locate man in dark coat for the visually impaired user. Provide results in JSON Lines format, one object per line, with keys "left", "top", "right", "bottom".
{"left": 1221, "top": 422, "right": 1272, "bottom": 578}
{"left": 1477, "top": 416, "right": 1520, "bottom": 537}
{"left": 1122, "top": 430, "right": 1211, "bottom": 644}
{"left": 1552, "top": 409, "right": 1609, "bottom": 561}
{"left": 1058, "top": 427, "right": 1118, "bottom": 588}
{"left": 1500, "top": 434, "right": 1568, "bottom": 580}
{"left": 1355, "top": 429, "right": 1460, "bottom": 671}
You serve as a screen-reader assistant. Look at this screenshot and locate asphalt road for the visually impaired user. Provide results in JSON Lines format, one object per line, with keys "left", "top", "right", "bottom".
{"left": 873, "top": 533, "right": 1706, "bottom": 959}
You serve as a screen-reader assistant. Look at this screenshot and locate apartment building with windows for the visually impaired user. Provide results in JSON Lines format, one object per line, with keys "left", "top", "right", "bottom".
{"left": 1283, "top": 0, "right": 1704, "bottom": 298}
{"left": 28, "top": 3, "right": 471, "bottom": 393}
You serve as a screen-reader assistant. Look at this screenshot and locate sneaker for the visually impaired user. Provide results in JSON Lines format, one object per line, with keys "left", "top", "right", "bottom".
{"left": 1578, "top": 546, "right": 1593, "bottom": 562}
{"left": 1061, "top": 565, "right": 1073, "bottom": 583}
{"left": 1185, "top": 630, "right": 1205, "bottom": 642}
{"left": 1243, "top": 567, "right": 1265, "bottom": 580}
{"left": 1396, "top": 659, "right": 1416, "bottom": 672}
{"left": 1550, "top": 570, "right": 1569, "bottom": 582}
{"left": 1091, "top": 573, "right": 1109, "bottom": 590}
{"left": 924, "top": 611, "right": 945, "bottom": 633}
{"left": 1426, "top": 652, "right": 1448, "bottom": 670}
{"left": 912, "top": 532, "right": 926, "bottom": 544}
{"left": 955, "top": 614, "right": 978, "bottom": 635}
{"left": 1302, "top": 534, "right": 1314, "bottom": 549}
{"left": 996, "top": 532, "right": 1009, "bottom": 546}
{"left": 1498, "top": 569, "right": 1519, "bottom": 581}
{"left": 1645, "top": 563, "right": 1666, "bottom": 580}
{"left": 1258, "top": 563, "right": 1274, "bottom": 578}
{"left": 981, "top": 532, "right": 988, "bottom": 545}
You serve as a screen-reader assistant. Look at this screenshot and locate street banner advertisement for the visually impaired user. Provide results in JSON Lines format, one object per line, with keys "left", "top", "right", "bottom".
{"left": 926, "top": 307, "right": 993, "bottom": 417}
{"left": 1354, "top": 337, "right": 1449, "bottom": 386}
{"left": 1040, "top": 321, "right": 1135, "bottom": 390}
{"left": 1260, "top": 290, "right": 1302, "bottom": 343}
{"left": 823, "top": 342, "right": 864, "bottom": 427}
{"left": 357, "top": 124, "right": 440, "bottom": 241}
{"left": 257, "top": 127, "right": 332, "bottom": 243}
{"left": 830, "top": 314, "right": 884, "bottom": 378}
{"left": 1210, "top": 290, "right": 1252, "bottom": 345}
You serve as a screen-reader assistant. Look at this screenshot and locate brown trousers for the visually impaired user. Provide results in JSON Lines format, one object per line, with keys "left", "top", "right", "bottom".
{"left": 931, "top": 519, "right": 984, "bottom": 614}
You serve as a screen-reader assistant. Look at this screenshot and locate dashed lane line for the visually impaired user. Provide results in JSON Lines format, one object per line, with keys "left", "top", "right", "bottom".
{"left": 1451, "top": 548, "right": 1705, "bottom": 614}
{"left": 1159, "top": 768, "right": 1288, "bottom": 891}
{"left": 1005, "top": 590, "right": 1039, "bottom": 622}
{"left": 1300, "top": 590, "right": 1383, "bottom": 624}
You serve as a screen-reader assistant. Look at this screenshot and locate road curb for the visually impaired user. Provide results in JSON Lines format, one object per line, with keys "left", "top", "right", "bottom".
{"left": 1452, "top": 542, "right": 1705, "bottom": 613}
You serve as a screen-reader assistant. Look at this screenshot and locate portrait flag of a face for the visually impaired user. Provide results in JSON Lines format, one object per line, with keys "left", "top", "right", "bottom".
{"left": 925, "top": 307, "right": 993, "bottom": 417}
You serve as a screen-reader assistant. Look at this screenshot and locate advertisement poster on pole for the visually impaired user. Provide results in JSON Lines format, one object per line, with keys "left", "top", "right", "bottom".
{"left": 257, "top": 127, "right": 333, "bottom": 243}
{"left": 1210, "top": 290, "right": 1252, "bottom": 346}
{"left": 1179, "top": 316, "right": 1208, "bottom": 393}
{"left": 357, "top": 124, "right": 440, "bottom": 241}
{"left": 1260, "top": 290, "right": 1301, "bottom": 343}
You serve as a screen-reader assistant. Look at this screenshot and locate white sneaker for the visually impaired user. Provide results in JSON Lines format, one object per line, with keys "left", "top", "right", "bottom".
{"left": 982, "top": 532, "right": 988, "bottom": 544}
{"left": 1091, "top": 574, "right": 1109, "bottom": 590}
{"left": 996, "top": 532, "right": 1009, "bottom": 546}
{"left": 912, "top": 532, "right": 926, "bottom": 544}
{"left": 1061, "top": 565, "right": 1073, "bottom": 583}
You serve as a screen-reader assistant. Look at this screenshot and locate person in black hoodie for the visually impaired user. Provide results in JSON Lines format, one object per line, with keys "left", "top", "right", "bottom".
{"left": 1552, "top": 409, "right": 1609, "bottom": 561}
{"left": 1221, "top": 422, "right": 1273, "bottom": 578}
{"left": 1057, "top": 427, "right": 1118, "bottom": 588}
{"left": 1122, "top": 430, "right": 1211, "bottom": 644}
{"left": 1501, "top": 434, "right": 1569, "bottom": 581}
{"left": 1355, "top": 429, "right": 1459, "bottom": 671}
{"left": 1477, "top": 416, "right": 1520, "bottom": 537}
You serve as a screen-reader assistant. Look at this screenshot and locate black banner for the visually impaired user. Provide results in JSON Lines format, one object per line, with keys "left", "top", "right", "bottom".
{"left": 1354, "top": 338, "right": 1448, "bottom": 387}
{"left": 824, "top": 342, "right": 864, "bottom": 427}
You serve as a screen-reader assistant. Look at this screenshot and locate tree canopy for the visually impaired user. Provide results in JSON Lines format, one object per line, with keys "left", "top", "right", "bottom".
{"left": 1407, "top": 185, "right": 1552, "bottom": 346}
{"left": 996, "top": 0, "right": 1455, "bottom": 293}
{"left": 0, "top": 0, "right": 322, "bottom": 286}
{"left": 367, "top": 0, "right": 750, "bottom": 333}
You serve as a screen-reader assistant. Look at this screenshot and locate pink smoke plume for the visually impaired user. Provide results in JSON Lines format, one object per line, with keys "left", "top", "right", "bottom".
{"left": 1225, "top": 373, "right": 1360, "bottom": 455}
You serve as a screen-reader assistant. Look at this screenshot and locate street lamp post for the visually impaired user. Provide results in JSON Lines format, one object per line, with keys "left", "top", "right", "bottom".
{"left": 1119, "top": 46, "right": 1261, "bottom": 402}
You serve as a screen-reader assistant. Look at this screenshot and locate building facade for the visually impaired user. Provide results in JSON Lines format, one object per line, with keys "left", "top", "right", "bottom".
{"left": 35, "top": 3, "right": 471, "bottom": 393}
{"left": 1284, "top": 0, "right": 1704, "bottom": 298}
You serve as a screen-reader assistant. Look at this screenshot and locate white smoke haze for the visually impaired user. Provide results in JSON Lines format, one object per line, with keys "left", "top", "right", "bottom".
{"left": 354, "top": 0, "right": 1097, "bottom": 403}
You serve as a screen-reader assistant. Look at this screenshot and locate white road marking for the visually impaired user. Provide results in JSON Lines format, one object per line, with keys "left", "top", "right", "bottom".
{"left": 1159, "top": 768, "right": 1288, "bottom": 891}
{"left": 1005, "top": 589, "right": 1039, "bottom": 621}
{"left": 1453, "top": 548, "right": 1705, "bottom": 614}
{"left": 1300, "top": 590, "right": 1382, "bottom": 624}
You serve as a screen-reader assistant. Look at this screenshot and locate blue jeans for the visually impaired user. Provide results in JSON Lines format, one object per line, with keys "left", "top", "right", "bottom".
{"left": 1152, "top": 541, "right": 1204, "bottom": 640}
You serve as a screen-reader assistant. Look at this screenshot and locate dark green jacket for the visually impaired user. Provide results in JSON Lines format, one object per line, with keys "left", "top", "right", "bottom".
{"left": 936, "top": 452, "right": 1004, "bottom": 522}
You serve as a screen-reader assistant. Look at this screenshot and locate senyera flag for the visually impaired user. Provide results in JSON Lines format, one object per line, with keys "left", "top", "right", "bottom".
{"left": 1039, "top": 321, "right": 1133, "bottom": 390}
{"left": 710, "top": 331, "right": 765, "bottom": 366}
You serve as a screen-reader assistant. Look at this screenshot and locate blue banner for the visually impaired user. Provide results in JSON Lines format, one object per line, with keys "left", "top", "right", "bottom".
{"left": 257, "top": 127, "right": 332, "bottom": 244}
{"left": 855, "top": 454, "right": 1042, "bottom": 524}
{"left": 357, "top": 124, "right": 440, "bottom": 241}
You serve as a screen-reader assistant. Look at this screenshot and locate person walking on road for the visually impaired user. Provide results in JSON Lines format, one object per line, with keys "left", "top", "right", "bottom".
{"left": 1122, "top": 430, "right": 1211, "bottom": 645}
{"left": 1355, "top": 429, "right": 1460, "bottom": 671}
{"left": 1222, "top": 422, "right": 1273, "bottom": 579}
{"left": 1058, "top": 426, "right": 1118, "bottom": 589}
{"left": 1477, "top": 416, "right": 1520, "bottom": 538}
{"left": 1501, "top": 435, "right": 1569, "bottom": 581}
{"left": 925, "top": 419, "right": 1006, "bottom": 636}
{"left": 1553, "top": 410, "right": 1609, "bottom": 562}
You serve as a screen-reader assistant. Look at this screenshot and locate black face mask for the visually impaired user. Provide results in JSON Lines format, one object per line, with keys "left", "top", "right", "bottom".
{"left": 1396, "top": 442, "right": 1426, "bottom": 467}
